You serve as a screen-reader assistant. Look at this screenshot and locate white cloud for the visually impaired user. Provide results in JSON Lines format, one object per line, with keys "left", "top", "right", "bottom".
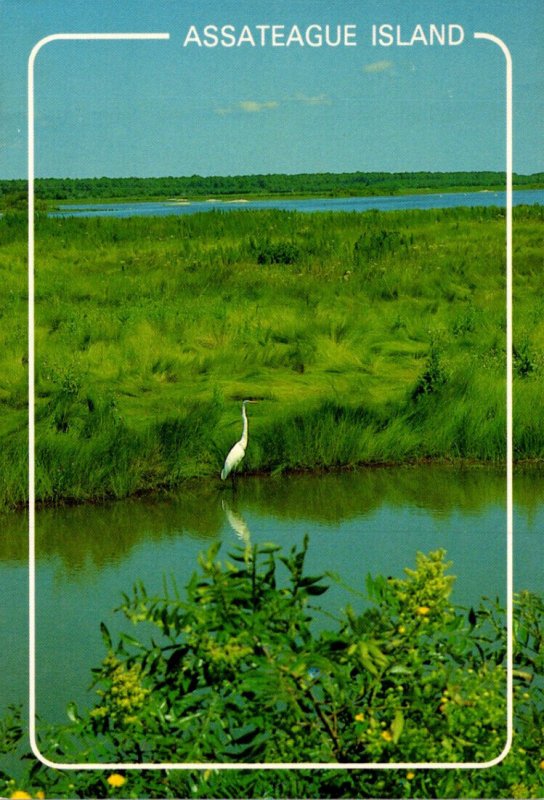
{"left": 214, "top": 95, "right": 331, "bottom": 116}
{"left": 238, "top": 100, "right": 279, "bottom": 113}
{"left": 294, "top": 92, "right": 332, "bottom": 106}
{"left": 363, "top": 60, "right": 394, "bottom": 74}
{"left": 214, "top": 99, "right": 279, "bottom": 115}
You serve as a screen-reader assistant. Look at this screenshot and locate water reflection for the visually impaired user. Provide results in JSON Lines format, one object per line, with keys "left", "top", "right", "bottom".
{"left": 1, "top": 466, "right": 542, "bottom": 574}
{"left": 239, "top": 466, "right": 510, "bottom": 522}
{"left": 222, "top": 498, "right": 252, "bottom": 548}
{"left": 1, "top": 465, "right": 541, "bottom": 725}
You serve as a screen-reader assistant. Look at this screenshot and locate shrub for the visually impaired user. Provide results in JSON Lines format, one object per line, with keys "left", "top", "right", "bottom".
{"left": 3, "top": 540, "right": 543, "bottom": 798}
{"left": 253, "top": 239, "right": 301, "bottom": 265}
{"left": 353, "top": 229, "right": 408, "bottom": 264}
{"left": 411, "top": 344, "right": 448, "bottom": 399}
{"left": 514, "top": 338, "right": 539, "bottom": 378}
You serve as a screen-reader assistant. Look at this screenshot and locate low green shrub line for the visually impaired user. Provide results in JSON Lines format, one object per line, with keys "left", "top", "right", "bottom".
{"left": 2, "top": 170, "right": 543, "bottom": 207}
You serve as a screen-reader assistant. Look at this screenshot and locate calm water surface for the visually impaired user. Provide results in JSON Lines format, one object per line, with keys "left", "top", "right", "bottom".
{"left": 1, "top": 466, "right": 542, "bottom": 726}
{"left": 53, "top": 189, "right": 544, "bottom": 218}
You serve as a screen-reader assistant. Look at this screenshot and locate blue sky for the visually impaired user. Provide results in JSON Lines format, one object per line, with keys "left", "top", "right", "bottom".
{"left": 0, "top": 0, "right": 542, "bottom": 179}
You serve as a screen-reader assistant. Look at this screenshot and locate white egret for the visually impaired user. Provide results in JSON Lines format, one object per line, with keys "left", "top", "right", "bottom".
{"left": 220, "top": 400, "right": 257, "bottom": 481}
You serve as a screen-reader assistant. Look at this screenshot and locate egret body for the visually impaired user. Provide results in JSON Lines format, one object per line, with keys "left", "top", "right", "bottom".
{"left": 221, "top": 400, "right": 255, "bottom": 481}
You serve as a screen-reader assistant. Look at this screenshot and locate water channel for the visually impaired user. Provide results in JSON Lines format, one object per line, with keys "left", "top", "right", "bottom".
{"left": 1, "top": 466, "right": 542, "bottom": 727}
{"left": 53, "top": 188, "right": 544, "bottom": 218}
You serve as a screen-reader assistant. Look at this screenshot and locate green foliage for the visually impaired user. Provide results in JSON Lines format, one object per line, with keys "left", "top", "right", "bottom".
{"left": 0, "top": 705, "right": 23, "bottom": 756}
{"left": 514, "top": 338, "right": 540, "bottom": 378}
{"left": 1, "top": 204, "right": 543, "bottom": 508}
{"left": 252, "top": 238, "right": 301, "bottom": 265}
{"left": 1, "top": 542, "right": 543, "bottom": 798}
{"left": 353, "top": 228, "right": 409, "bottom": 264}
{"left": 411, "top": 342, "right": 449, "bottom": 399}
{"left": 1, "top": 171, "right": 543, "bottom": 205}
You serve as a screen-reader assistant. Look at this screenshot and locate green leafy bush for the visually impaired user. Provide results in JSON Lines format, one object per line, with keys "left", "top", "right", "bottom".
{"left": 252, "top": 239, "right": 301, "bottom": 265}
{"left": 2, "top": 540, "right": 543, "bottom": 798}
{"left": 411, "top": 344, "right": 448, "bottom": 399}
{"left": 353, "top": 229, "right": 408, "bottom": 264}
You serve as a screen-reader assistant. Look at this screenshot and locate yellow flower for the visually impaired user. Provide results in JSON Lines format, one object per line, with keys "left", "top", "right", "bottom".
{"left": 36, "top": 793, "right": 46, "bottom": 800}
{"left": 106, "top": 773, "right": 126, "bottom": 788}
{"left": 10, "top": 793, "right": 32, "bottom": 799}
{"left": 398, "top": 624, "right": 406, "bottom": 634}
{"left": 354, "top": 712, "right": 365, "bottom": 722}
{"left": 416, "top": 605, "right": 431, "bottom": 616}
{"left": 381, "top": 730, "right": 393, "bottom": 741}
{"left": 407, "top": 771, "right": 415, "bottom": 780}
{"left": 540, "top": 759, "right": 544, "bottom": 769}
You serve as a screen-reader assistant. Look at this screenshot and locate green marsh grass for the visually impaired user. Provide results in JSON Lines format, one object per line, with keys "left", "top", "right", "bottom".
{"left": 0, "top": 205, "right": 542, "bottom": 507}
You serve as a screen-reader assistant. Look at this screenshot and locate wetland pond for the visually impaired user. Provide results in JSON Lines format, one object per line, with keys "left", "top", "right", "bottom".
{"left": 53, "top": 188, "right": 544, "bottom": 218}
{"left": 1, "top": 465, "right": 542, "bottom": 726}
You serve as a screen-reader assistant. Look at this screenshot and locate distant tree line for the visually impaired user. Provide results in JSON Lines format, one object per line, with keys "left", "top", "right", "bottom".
{"left": 1, "top": 171, "right": 543, "bottom": 204}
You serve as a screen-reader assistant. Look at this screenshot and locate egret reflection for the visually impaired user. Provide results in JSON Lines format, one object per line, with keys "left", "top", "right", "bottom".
{"left": 221, "top": 498, "right": 252, "bottom": 548}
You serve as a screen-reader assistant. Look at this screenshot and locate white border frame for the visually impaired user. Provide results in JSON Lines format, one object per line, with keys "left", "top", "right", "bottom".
{"left": 28, "top": 31, "right": 513, "bottom": 771}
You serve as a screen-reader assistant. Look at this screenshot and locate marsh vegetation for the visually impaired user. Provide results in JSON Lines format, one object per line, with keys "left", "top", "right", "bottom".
{"left": 0, "top": 204, "right": 543, "bottom": 508}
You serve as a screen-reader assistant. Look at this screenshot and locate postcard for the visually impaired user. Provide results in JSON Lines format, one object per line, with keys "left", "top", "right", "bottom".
{"left": 0, "top": 1, "right": 542, "bottom": 798}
